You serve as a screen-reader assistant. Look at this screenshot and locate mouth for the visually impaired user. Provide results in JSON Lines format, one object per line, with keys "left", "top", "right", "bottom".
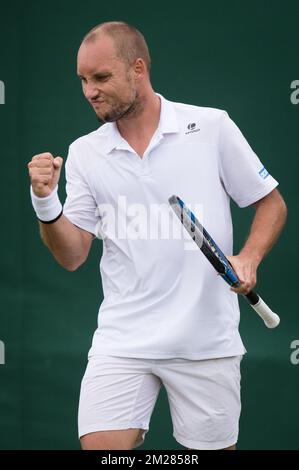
{"left": 91, "top": 100, "right": 105, "bottom": 107}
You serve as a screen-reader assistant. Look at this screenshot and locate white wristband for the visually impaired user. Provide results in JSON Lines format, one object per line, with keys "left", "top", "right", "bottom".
{"left": 30, "top": 185, "right": 63, "bottom": 223}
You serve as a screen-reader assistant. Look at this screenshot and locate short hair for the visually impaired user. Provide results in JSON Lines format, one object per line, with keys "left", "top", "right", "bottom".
{"left": 82, "top": 21, "right": 151, "bottom": 73}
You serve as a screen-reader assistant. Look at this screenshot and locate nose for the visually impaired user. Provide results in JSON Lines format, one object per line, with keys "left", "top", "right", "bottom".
{"left": 84, "top": 82, "right": 100, "bottom": 101}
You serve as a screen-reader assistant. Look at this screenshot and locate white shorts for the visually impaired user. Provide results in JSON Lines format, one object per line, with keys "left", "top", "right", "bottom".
{"left": 78, "top": 354, "right": 242, "bottom": 450}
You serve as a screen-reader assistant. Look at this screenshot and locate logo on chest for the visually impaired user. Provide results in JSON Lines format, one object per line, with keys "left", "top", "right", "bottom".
{"left": 185, "top": 122, "right": 200, "bottom": 134}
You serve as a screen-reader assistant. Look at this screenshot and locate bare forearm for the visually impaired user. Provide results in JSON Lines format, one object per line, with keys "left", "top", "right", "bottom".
{"left": 28, "top": 153, "right": 93, "bottom": 270}
{"left": 228, "top": 189, "right": 287, "bottom": 294}
{"left": 39, "top": 215, "right": 90, "bottom": 271}
{"left": 239, "top": 189, "right": 287, "bottom": 265}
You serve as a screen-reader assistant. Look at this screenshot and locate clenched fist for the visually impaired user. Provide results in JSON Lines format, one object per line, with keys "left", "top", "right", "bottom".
{"left": 28, "top": 153, "right": 63, "bottom": 197}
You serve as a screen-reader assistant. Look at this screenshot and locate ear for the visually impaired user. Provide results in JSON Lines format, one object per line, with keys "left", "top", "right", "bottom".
{"left": 133, "top": 58, "right": 146, "bottom": 79}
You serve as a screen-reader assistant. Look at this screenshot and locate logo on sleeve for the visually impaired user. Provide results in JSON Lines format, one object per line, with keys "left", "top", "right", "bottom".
{"left": 185, "top": 122, "right": 200, "bottom": 134}
{"left": 259, "top": 167, "right": 269, "bottom": 179}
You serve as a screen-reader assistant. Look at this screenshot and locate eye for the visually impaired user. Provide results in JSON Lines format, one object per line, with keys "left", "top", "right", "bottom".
{"left": 95, "top": 74, "right": 111, "bottom": 82}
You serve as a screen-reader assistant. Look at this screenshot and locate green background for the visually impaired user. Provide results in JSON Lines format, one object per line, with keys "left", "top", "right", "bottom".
{"left": 0, "top": 0, "right": 298, "bottom": 450}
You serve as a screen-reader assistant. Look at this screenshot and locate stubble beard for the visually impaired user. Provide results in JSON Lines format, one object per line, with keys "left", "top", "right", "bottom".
{"left": 96, "top": 92, "right": 142, "bottom": 124}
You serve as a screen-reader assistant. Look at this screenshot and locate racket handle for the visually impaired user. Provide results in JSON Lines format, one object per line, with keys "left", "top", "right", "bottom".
{"left": 246, "top": 293, "right": 280, "bottom": 328}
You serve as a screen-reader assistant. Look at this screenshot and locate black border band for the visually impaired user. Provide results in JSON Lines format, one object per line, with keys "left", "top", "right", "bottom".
{"left": 37, "top": 210, "right": 63, "bottom": 224}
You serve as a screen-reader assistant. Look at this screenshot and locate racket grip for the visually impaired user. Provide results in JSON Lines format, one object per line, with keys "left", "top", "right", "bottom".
{"left": 249, "top": 296, "right": 280, "bottom": 328}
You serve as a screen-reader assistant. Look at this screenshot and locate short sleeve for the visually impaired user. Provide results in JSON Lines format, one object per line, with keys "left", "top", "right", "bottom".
{"left": 63, "top": 145, "right": 99, "bottom": 236}
{"left": 218, "top": 112, "right": 278, "bottom": 207}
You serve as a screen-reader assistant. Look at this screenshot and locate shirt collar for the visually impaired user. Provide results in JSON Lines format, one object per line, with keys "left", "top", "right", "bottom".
{"left": 101, "top": 93, "right": 179, "bottom": 155}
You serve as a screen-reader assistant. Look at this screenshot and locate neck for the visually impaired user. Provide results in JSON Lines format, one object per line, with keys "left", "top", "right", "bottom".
{"left": 116, "top": 89, "right": 161, "bottom": 142}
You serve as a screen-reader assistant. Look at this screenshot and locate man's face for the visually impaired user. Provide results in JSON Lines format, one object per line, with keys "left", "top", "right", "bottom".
{"left": 77, "top": 35, "right": 138, "bottom": 123}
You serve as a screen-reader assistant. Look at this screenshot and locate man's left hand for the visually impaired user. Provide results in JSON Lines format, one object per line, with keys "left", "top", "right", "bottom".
{"left": 226, "top": 254, "right": 259, "bottom": 295}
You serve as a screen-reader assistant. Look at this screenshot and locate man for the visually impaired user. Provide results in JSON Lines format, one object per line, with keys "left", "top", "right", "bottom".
{"left": 28, "top": 22, "right": 287, "bottom": 450}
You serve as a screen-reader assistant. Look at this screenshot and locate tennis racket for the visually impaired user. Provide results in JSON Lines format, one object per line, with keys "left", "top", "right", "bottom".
{"left": 169, "top": 195, "right": 280, "bottom": 329}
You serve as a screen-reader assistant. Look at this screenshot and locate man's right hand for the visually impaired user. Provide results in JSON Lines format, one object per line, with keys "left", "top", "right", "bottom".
{"left": 28, "top": 152, "right": 63, "bottom": 197}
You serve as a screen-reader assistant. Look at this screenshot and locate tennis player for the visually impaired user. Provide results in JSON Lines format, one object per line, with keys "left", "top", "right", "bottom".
{"left": 28, "top": 22, "right": 287, "bottom": 450}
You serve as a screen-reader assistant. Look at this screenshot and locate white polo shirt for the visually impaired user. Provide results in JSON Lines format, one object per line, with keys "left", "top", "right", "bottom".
{"left": 63, "top": 94, "right": 278, "bottom": 359}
